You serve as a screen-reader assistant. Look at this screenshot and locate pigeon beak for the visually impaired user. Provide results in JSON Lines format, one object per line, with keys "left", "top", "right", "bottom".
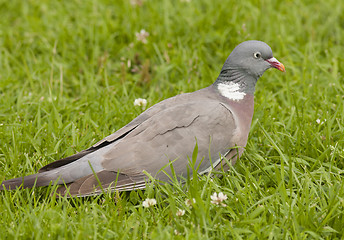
{"left": 266, "top": 57, "right": 285, "bottom": 72}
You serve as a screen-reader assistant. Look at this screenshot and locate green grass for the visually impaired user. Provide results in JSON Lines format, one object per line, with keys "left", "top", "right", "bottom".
{"left": 1, "top": 0, "right": 344, "bottom": 239}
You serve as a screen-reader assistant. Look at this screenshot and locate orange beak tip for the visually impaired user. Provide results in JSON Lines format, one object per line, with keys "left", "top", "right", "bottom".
{"left": 266, "top": 57, "right": 285, "bottom": 72}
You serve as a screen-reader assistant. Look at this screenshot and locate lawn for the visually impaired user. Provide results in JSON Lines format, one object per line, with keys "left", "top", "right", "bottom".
{"left": 0, "top": 0, "right": 344, "bottom": 239}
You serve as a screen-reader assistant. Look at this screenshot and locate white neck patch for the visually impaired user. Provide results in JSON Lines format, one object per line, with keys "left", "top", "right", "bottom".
{"left": 217, "top": 82, "right": 246, "bottom": 101}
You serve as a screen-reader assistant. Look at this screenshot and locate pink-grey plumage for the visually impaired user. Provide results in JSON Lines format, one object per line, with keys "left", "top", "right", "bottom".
{"left": 0, "top": 40, "right": 285, "bottom": 197}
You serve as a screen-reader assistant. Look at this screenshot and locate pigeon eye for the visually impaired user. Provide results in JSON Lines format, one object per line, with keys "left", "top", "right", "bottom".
{"left": 253, "top": 52, "right": 261, "bottom": 59}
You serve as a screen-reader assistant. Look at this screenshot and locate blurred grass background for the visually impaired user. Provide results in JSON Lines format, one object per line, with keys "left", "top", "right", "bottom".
{"left": 0, "top": 0, "right": 343, "bottom": 238}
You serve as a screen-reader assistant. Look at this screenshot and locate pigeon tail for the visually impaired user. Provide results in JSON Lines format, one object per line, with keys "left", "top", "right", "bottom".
{"left": 0, "top": 173, "right": 55, "bottom": 190}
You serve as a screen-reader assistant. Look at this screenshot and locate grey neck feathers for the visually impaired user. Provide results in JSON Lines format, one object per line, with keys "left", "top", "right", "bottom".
{"left": 214, "top": 68, "right": 257, "bottom": 95}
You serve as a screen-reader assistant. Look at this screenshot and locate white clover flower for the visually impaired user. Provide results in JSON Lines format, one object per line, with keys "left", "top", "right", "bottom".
{"left": 176, "top": 209, "right": 185, "bottom": 217}
{"left": 185, "top": 198, "right": 196, "bottom": 208}
{"left": 210, "top": 192, "right": 228, "bottom": 206}
{"left": 134, "top": 98, "right": 147, "bottom": 109}
{"left": 135, "top": 29, "right": 149, "bottom": 44}
{"left": 142, "top": 198, "right": 156, "bottom": 208}
{"left": 316, "top": 119, "right": 325, "bottom": 125}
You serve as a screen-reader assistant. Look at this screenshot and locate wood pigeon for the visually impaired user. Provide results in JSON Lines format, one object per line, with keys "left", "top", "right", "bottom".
{"left": 0, "top": 40, "right": 285, "bottom": 197}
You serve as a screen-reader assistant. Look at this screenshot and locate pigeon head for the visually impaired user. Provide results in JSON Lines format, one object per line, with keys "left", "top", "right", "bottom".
{"left": 226, "top": 40, "right": 285, "bottom": 76}
{"left": 215, "top": 40, "right": 285, "bottom": 96}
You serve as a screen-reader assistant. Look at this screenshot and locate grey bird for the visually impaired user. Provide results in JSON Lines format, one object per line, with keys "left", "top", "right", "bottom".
{"left": 0, "top": 40, "right": 285, "bottom": 197}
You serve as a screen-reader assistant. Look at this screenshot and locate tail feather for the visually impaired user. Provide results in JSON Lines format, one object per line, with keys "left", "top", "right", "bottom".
{"left": 1, "top": 170, "right": 149, "bottom": 197}
{"left": 0, "top": 173, "right": 52, "bottom": 190}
